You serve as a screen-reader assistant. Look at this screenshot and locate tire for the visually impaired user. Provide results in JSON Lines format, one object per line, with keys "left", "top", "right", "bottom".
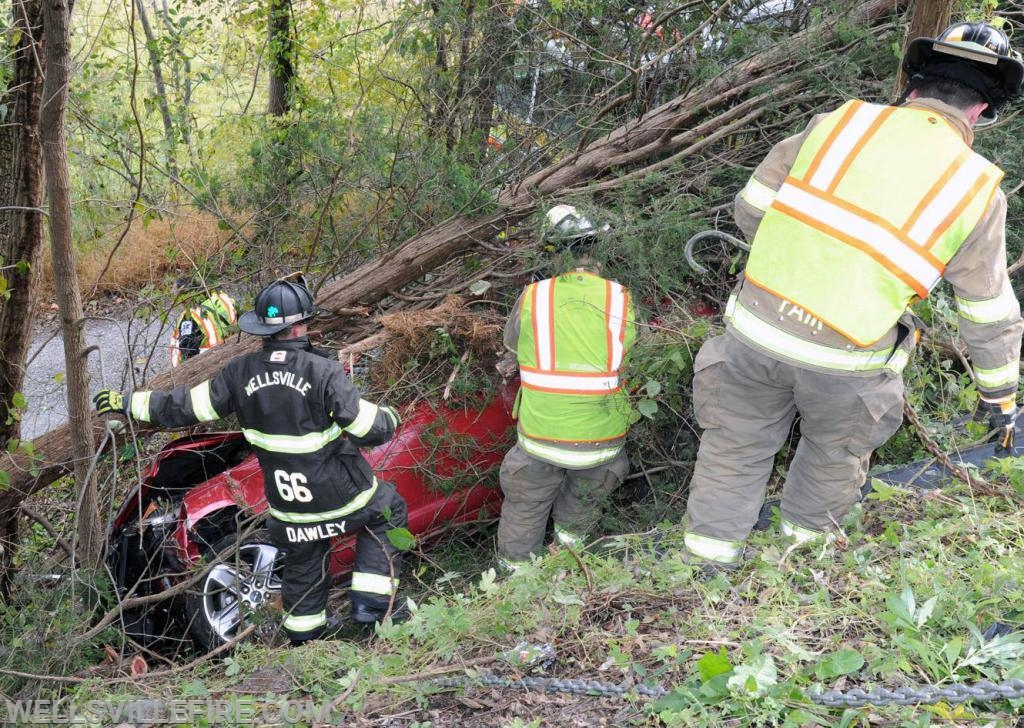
{"left": 185, "top": 529, "right": 282, "bottom": 652}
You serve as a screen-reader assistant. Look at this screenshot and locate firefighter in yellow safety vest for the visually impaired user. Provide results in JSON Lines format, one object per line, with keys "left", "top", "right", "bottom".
{"left": 170, "top": 289, "right": 238, "bottom": 367}
{"left": 497, "top": 205, "right": 637, "bottom": 572}
{"left": 683, "top": 22, "right": 1024, "bottom": 567}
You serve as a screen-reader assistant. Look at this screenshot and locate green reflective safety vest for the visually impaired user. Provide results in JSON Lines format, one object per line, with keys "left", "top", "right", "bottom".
{"left": 744, "top": 100, "right": 1002, "bottom": 347}
{"left": 515, "top": 270, "right": 636, "bottom": 468}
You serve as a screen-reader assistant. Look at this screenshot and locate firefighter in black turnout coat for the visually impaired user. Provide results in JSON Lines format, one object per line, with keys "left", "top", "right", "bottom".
{"left": 94, "top": 275, "right": 409, "bottom": 645}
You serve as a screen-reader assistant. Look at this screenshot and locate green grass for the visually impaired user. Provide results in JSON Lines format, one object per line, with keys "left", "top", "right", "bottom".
{"left": 13, "top": 476, "right": 1017, "bottom": 727}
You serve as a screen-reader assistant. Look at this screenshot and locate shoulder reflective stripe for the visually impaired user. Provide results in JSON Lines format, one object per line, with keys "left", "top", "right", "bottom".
{"left": 824, "top": 106, "right": 897, "bottom": 194}
{"left": 190, "top": 381, "right": 219, "bottom": 422}
{"left": 774, "top": 182, "right": 942, "bottom": 296}
{"left": 283, "top": 610, "right": 326, "bottom": 632}
{"left": 519, "top": 369, "right": 619, "bottom": 393}
{"left": 217, "top": 292, "right": 237, "bottom": 322}
{"left": 243, "top": 423, "right": 343, "bottom": 453}
{"left": 974, "top": 361, "right": 1020, "bottom": 390}
{"left": 739, "top": 177, "right": 777, "bottom": 212}
{"left": 532, "top": 279, "right": 555, "bottom": 370}
{"left": 350, "top": 571, "right": 397, "bottom": 596}
{"left": 906, "top": 154, "right": 993, "bottom": 247}
{"left": 780, "top": 518, "right": 824, "bottom": 545}
{"left": 343, "top": 399, "right": 380, "bottom": 438}
{"left": 683, "top": 532, "right": 742, "bottom": 564}
{"left": 729, "top": 301, "right": 893, "bottom": 371}
{"left": 956, "top": 283, "right": 1019, "bottom": 324}
{"left": 130, "top": 391, "right": 152, "bottom": 421}
{"left": 518, "top": 436, "right": 622, "bottom": 468}
{"left": 269, "top": 478, "right": 378, "bottom": 523}
{"left": 806, "top": 102, "right": 884, "bottom": 190}
{"left": 607, "top": 281, "right": 627, "bottom": 371}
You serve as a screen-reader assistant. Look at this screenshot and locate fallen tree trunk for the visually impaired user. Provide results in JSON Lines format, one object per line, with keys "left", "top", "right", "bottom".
{"left": 0, "top": 0, "right": 903, "bottom": 526}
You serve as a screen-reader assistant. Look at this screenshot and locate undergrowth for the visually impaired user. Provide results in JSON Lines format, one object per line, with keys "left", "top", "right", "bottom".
{"left": 4, "top": 478, "right": 1019, "bottom": 726}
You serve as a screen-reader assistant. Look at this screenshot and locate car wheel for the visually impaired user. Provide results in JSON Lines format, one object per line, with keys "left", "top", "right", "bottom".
{"left": 185, "top": 529, "right": 282, "bottom": 651}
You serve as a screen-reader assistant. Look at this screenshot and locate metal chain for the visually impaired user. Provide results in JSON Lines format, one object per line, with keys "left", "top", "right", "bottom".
{"left": 810, "top": 678, "right": 1024, "bottom": 708}
{"left": 433, "top": 644, "right": 1024, "bottom": 709}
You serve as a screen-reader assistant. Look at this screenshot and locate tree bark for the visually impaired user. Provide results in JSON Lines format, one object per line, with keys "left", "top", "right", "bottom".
{"left": 0, "top": 0, "right": 903, "bottom": 506}
{"left": 135, "top": 0, "right": 177, "bottom": 178}
{"left": 40, "top": 0, "right": 102, "bottom": 568}
{"left": 892, "top": 0, "right": 954, "bottom": 97}
{"left": 0, "top": 0, "right": 45, "bottom": 597}
{"left": 267, "top": 0, "right": 295, "bottom": 116}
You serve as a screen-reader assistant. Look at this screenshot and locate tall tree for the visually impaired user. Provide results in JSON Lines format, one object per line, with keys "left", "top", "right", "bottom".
{"left": 136, "top": 0, "right": 178, "bottom": 179}
{"left": 893, "top": 0, "right": 955, "bottom": 95}
{"left": 0, "top": 0, "right": 46, "bottom": 597}
{"left": 267, "top": 0, "right": 295, "bottom": 115}
{"left": 40, "top": 0, "right": 102, "bottom": 569}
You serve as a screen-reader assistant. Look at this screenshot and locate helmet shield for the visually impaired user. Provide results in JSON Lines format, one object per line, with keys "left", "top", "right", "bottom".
{"left": 238, "top": 275, "right": 319, "bottom": 336}
{"left": 904, "top": 22, "right": 1024, "bottom": 121}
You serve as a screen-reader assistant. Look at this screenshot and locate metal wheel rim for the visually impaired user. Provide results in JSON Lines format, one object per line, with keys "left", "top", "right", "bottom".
{"left": 200, "top": 542, "right": 281, "bottom": 642}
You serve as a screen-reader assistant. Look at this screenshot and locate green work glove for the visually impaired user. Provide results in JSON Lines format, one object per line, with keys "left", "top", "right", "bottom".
{"left": 93, "top": 389, "right": 126, "bottom": 417}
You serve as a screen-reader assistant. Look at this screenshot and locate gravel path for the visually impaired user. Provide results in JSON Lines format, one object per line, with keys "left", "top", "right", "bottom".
{"left": 21, "top": 313, "right": 172, "bottom": 440}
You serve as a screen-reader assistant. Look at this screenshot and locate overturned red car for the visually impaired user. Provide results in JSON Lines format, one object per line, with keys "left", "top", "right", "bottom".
{"left": 107, "top": 387, "right": 516, "bottom": 651}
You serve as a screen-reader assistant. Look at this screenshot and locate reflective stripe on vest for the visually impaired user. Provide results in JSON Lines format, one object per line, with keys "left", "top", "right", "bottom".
{"left": 269, "top": 477, "right": 379, "bottom": 523}
{"left": 726, "top": 297, "right": 894, "bottom": 372}
{"left": 515, "top": 273, "right": 635, "bottom": 455}
{"left": 744, "top": 100, "right": 1002, "bottom": 347}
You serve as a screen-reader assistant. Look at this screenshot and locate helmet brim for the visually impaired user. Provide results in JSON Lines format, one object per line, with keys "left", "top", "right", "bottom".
{"left": 238, "top": 310, "right": 294, "bottom": 336}
{"left": 905, "top": 37, "right": 1024, "bottom": 110}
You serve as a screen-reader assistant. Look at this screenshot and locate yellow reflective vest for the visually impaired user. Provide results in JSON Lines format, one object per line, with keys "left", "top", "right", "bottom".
{"left": 744, "top": 100, "right": 1002, "bottom": 347}
{"left": 170, "top": 291, "right": 238, "bottom": 367}
{"left": 514, "top": 270, "right": 636, "bottom": 468}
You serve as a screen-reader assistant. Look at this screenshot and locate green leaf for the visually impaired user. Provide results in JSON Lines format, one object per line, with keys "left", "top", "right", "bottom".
{"left": 637, "top": 399, "right": 658, "bottom": 418}
{"left": 727, "top": 654, "right": 777, "bottom": 696}
{"left": 0, "top": 471, "right": 9, "bottom": 490}
{"left": 180, "top": 679, "right": 209, "bottom": 697}
{"left": 386, "top": 527, "right": 416, "bottom": 551}
{"left": 815, "top": 648, "right": 865, "bottom": 680}
{"left": 697, "top": 647, "right": 732, "bottom": 682}
{"left": 644, "top": 380, "right": 662, "bottom": 397}
{"left": 552, "top": 592, "right": 584, "bottom": 606}
{"left": 11, "top": 392, "right": 26, "bottom": 410}
{"left": 223, "top": 657, "right": 240, "bottom": 677}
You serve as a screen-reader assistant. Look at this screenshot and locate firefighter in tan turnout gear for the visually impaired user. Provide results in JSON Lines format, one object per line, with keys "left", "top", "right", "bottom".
{"left": 497, "top": 206, "right": 637, "bottom": 572}
{"left": 683, "top": 22, "right": 1024, "bottom": 566}
{"left": 95, "top": 275, "right": 409, "bottom": 645}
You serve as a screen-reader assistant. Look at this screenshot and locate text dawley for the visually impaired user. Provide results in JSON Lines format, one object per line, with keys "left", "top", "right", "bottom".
{"left": 245, "top": 371, "right": 313, "bottom": 397}
{"left": 286, "top": 522, "right": 346, "bottom": 542}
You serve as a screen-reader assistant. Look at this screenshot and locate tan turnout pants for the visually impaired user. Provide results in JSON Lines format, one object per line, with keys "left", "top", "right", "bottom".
{"left": 497, "top": 444, "right": 628, "bottom": 562}
{"left": 686, "top": 332, "right": 904, "bottom": 551}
